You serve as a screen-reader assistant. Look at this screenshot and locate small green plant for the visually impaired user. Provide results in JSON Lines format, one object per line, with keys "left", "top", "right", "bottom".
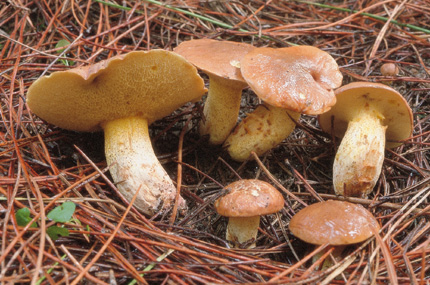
{"left": 15, "top": 207, "right": 38, "bottom": 228}
{"left": 55, "top": 39, "right": 75, "bottom": 66}
{"left": 16, "top": 201, "right": 76, "bottom": 241}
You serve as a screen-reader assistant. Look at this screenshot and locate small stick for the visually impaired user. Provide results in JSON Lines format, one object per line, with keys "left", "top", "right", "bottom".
{"left": 252, "top": 152, "right": 307, "bottom": 207}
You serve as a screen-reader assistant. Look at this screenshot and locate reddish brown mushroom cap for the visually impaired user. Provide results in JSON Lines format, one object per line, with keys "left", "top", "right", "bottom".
{"left": 318, "top": 82, "right": 413, "bottom": 148}
{"left": 240, "top": 46, "right": 343, "bottom": 115}
{"left": 289, "top": 200, "right": 380, "bottom": 246}
{"left": 174, "top": 38, "right": 256, "bottom": 83}
{"left": 214, "top": 179, "right": 285, "bottom": 217}
{"left": 380, "top": 63, "right": 399, "bottom": 77}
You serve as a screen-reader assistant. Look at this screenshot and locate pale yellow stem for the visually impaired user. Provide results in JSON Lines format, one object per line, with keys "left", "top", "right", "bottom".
{"left": 333, "top": 107, "right": 387, "bottom": 197}
{"left": 199, "top": 75, "right": 246, "bottom": 145}
{"left": 103, "top": 116, "right": 185, "bottom": 215}
{"left": 226, "top": 216, "right": 260, "bottom": 248}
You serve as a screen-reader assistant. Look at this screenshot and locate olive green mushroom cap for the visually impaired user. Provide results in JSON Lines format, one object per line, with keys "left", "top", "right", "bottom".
{"left": 27, "top": 50, "right": 207, "bottom": 132}
{"left": 214, "top": 179, "right": 285, "bottom": 217}
{"left": 289, "top": 200, "right": 380, "bottom": 246}
{"left": 174, "top": 38, "right": 256, "bottom": 83}
{"left": 240, "top": 45, "right": 343, "bottom": 115}
{"left": 318, "top": 82, "right": 413, "bottom": 148}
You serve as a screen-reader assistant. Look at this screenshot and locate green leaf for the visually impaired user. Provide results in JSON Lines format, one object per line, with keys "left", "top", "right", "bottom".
{"left": 55, "top": 39, "right": 71, "bottom": 53}
{"left": 47, "top": 201, "right": 76, "bottom": 223}
{"left": 55, "top": 39, "right": 75, "bottom": 66}
{"left": 16, "top": 207, "right": 38, "bottom": 228}
{"left": 46, "top": 226, "right": 69, "bottom": 241}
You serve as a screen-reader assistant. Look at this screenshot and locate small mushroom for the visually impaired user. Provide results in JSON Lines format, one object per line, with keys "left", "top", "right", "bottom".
{"left": 380, "top": 63, "right": 399, "bottom": 77}
{"left": 174, "top": 39, "right": 255, "bottom": 145}
{"left": 27, "top": 50, "right": 207, "bottom": 215}
{"left": 289, "top": 200, "right": 380, "bottom": 269}
{"left": 214, "top": 179, "right": 284, "bottom": 248}
{"left": 224, "top": 46, "right": 343, "bottom": 161}
{"left": 318, "top": 82, "right": 413, "bottom": 197}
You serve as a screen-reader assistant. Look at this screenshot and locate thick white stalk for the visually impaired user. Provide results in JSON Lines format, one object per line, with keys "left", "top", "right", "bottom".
{"left": 103, "top": 116, "right": 184, "bottom": 215}
{"left": 224, "top": 104, "right": 300, "bottom": 161}
{"left": 333, "top": 107, "right": 387, "bottom": 197}
{"left": 226, "top": 216, "right": 260, "bottom": 248}
{"left": 199, "top": 76, "right": 245, "bottom": 145}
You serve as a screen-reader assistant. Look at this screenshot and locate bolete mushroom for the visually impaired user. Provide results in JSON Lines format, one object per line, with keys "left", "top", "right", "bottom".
{"left": 27, "top": 50, "right": 207, "bottom": 215}
{"left": 380, "top": 63, "right": 399, "bottom": 77}
{"left": 214, "top": 179, "right": 284, "bottom": 248}
{"left": 289, "top": 200, "right": 380, "bottom": 269}
{"left": 174, "top": 39, "right": 255, "bottom": 145}
{"left": 318, "top": 82, "right": 413, "bottom": 197}
{"left": 224, "top": 45, "right": 343, "bottom": 161}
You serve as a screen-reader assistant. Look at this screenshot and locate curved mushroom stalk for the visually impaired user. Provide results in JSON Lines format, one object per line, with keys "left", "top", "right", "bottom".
{"left": 200, "top": 76, "right": 246, "bottom": 145}
{"left": 226, "top": 216, "right": 260, "bottom": 248}
{"left": 224, "top": 103, "right": 301, "bottom": 161}
{"left": 333, "top": 107, "right": 387, "bottom": 197}
{"left": 103, "top": 116, "right": 185, "bottom": 216}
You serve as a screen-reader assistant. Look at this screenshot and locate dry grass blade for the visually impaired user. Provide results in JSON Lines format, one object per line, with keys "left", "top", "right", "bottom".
{"left": 0, "top": 0, "right": 429, "bottom": 283}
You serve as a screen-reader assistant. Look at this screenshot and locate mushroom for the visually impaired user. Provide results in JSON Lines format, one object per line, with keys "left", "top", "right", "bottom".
{"left": 214, "top": 179, "right": 284, "bottom": 248}
{"left": 224, "top": 45, "right": 343, "bottom": 161}
{"left": 289, "top": 200, "right": 380, "bottom": 269}
{"left": 174, "top": 39, "right": 255, "bottom": 145}
{"left": 318, "top": 82, "right": 413, "bottom": 197}
{"left": 380, "top": 63, "right": 399, "bottom": 77}
{"left": 380, "top": 63, "right": 400, "bottom": 85}
{"left": 27, "top": 50, "right": 207, "bottom": 216}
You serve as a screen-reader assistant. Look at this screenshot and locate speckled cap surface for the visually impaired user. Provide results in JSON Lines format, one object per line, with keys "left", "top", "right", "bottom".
{"left": 27, "top": 50, "right": 207, "bottom": 132}
{"left": 214, "top": 179, "right": 285, "bottom": 217}
{"left": 240, "top": 45, "right": 343, "bottom": 115}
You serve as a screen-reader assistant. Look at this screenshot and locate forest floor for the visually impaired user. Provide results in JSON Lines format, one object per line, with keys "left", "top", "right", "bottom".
{"left": 1, "top": 0, "right": 430, "bottom": 284}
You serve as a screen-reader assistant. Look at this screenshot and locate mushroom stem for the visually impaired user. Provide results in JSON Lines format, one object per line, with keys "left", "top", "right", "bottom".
{"left": 200, "top": 76, "right": 246, "bottom": 145}
{"left": 226, "top": 216, "right": 260, "bottom": 248}
{"left": 312, "top": 245, "right": 347, "bottom": 270}
{"left": 224, "top": 103, "right": 301, "bottom": 161}
{"left": 333, "top": 106, "right": 387, "bottom": 197}
{"left": 103, "top": 116, "right": 184, "bottom": 215}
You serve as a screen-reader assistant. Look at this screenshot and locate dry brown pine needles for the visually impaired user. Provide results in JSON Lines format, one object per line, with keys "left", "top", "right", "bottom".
{"left": 1, "top": 0, "right": 429, "bottom": 283}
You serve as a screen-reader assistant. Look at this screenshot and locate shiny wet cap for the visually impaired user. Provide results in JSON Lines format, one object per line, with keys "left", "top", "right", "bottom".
{"left": 289, "top": 200, "right": 380, "bottom": 245}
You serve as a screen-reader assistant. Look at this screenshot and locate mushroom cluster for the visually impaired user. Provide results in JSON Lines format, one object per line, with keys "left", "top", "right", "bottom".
{"left": 27, "top": 38, "right": 413, "bottom": 261}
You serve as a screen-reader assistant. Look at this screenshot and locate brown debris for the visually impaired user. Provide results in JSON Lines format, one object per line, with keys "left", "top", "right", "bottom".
{"left": 0, "top": 0, "right": 429, "bottom": 284}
